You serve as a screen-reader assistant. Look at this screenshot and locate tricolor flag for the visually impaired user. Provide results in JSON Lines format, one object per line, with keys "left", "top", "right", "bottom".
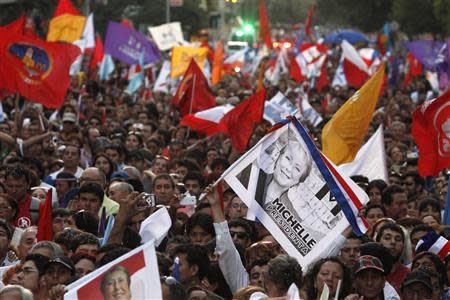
{"left": 416, "top": 230, "right": 450, "bottom": 259}
{"left": 218, "top": 116, "right": 369, "bottom": 268}
{"left": 341, "top": 41, "right": 380, "bottom": 87}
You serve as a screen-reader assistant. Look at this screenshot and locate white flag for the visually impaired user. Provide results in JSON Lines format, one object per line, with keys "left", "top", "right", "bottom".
{"left": 139, "top": 207, "right": 172, "bottom": 246}
{"left": 148, "top": 22, "right": 184, "bottom": 51}
{"left": 153, "top": 60, "right": 171, "bottom": 93}
{"left": 338, "top": 125, "right": 388, "bottom": 182}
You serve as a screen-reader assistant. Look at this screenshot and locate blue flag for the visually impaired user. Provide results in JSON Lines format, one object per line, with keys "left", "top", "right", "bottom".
{"left": 126, "top": 51, "right": 145, "bottom": 94}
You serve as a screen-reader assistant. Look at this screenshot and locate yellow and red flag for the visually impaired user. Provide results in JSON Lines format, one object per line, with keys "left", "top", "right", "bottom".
{"left": 47, "top": 0, "right": 86, "bottom": 43}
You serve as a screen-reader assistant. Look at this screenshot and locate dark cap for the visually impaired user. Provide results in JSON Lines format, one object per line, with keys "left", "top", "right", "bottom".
{"left": 360, "top": 242, "right": 393, "bottom": 275}
{"left": 46, "top": 256, "right": 75, "bottom": 275}
{"left": 401, "top": 270, "right": 432, "bottom": 292}
{"left": 353, "top": 255, "right": 385, "bottom": 275}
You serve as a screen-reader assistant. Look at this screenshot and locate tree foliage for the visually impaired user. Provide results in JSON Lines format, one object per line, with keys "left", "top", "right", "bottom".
{"left": 392, "top": 0, "right": 442, "bottom": 37}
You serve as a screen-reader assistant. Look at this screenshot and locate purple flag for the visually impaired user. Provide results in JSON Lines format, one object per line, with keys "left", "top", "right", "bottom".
{"left": 104, "top": 21, "right": 160, "bottom": 65}
{"left": 436, "top": 38, "right": 450, "bottom": 90}
{"left": 405, "top": 40, "right": 444, "bottom": 70}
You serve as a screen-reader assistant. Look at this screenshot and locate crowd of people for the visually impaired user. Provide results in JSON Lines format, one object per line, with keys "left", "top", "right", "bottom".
{"left": 0, "top": 30, "right": 448, "bottom": 300}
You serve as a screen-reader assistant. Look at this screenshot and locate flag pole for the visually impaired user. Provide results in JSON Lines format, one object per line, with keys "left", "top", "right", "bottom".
{"left": 185, "top": 74, "right": 197, "bottom": 140}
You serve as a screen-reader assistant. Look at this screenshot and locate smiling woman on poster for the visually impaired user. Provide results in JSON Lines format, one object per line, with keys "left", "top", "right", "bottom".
{"left": 100, "top": 266, "right": 132, "bottom": 300}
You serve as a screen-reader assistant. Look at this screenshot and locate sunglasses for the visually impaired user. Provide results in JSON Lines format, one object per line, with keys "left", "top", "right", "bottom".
{"left": 230, "top": 231, "right": 249, "bottom": 239}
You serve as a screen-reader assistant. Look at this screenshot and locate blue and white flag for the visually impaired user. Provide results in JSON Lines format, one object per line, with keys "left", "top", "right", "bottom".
{"left": 126, "top": 51, "right": 145, "bottom": 94}
{"left": 220, "top": 116, "right": 369, "bottom": 268}
{"left": 416, "top": 230, "right": 450, "bottom": 259}
{"left": 99, "top": 54, "right": 115, "bottom": 81}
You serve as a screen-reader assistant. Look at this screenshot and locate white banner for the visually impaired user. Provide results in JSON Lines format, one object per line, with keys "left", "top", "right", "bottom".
{"left": 222, "top": 120, "right": 368, "bottom": 268}
{"left": 263, "top": 92, "right": 300, "bottom": 125}
{"left": 64, "top": 241, "right": 161, "bottom": 300}
{"left": 148, "top": 22, "right": 184, "bottom": 51}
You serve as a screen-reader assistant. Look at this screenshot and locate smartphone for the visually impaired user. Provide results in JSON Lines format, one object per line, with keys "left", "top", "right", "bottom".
{"left": 179, "top": 195, "right": 196, "bottom": 206}
{"left": 136, "top": 193, "right": 156, "bottom": 210}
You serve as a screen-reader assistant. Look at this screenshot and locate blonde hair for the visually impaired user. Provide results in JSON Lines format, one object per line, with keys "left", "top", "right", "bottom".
{"left": 233, "top": 286, "right": 265, "bottom": 300}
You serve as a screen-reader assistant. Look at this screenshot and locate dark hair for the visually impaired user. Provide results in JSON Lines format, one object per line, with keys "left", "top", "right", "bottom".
{"left": 71, "top": 232, "right": 99, "bottom": 253}
{"left": 381, "top": 184, "right": 405, "bottom": 206}
{"left": 104, "top": 143, "right": 125, "bottom": 156}
{"left": 78, "top": 182, "right": 104, "bottom": 203}
{"left": 100, "top": 266, "right": 130, "bottom": 295}
{"left": 152, "top": 174, "right": 175, "bottom": 190}
{"left": 0, "top": 193, "right": 19, "bottom": 221}
{"left": 412, "top": 251, "right": 445, "bottom": 285}
{"left": 367, "top": 179, "right": 387, "bottom": 194}
{"left": 98, "top": 247, "right": 130, "bottom": 267}
{"left": 418, "top": 198, "right": 441, "bottom": 213}
{"left": 93, "top": 153, "right": 116, "bottom": 180}
{"left": 185, "top": 213, "right": 215, "bottom": 237}
{"left": 410, "top": 224, "right": 433, "bottom": 238}
{"left": 304, "top": 257, "right": 351, "bottom": 300}
{"left": 174, "top": 244, "right": 210, "bottom": 279}
{"left": 265, "top": 255, "right": 303, "bottom": 293}
{"left": 206, "top": 262, "right": 232, "bottom": 299}
{"left": 183, "top": 171, "right": 206, "bottom": 188}
{"left": 247, "top": 258, "right": 270, "bottom": 272}
{"left": 52, "top": 208, "right": 72, "bottom": 219}
{"left": 54, "top": 228, "right": 82, "bottom": 253}
{"left": 404, "top": 171, "right": 425, "bottom": 188}
{"left": 376, "top": 223, "right": 405, "bottom": 244}
{"left": 211, "top": 158, "right": 230, "bottom": 171}
{"left": 228, "top": 218, "right": 253, "bottom": 237}
{"left": 160, "top": 276, "right": 187, "bottom": 300}
{"left": 363, "top": 203, "right": 386, "bottom": 217}
{"left": 71, "top": 252, "right": 96, "bottom": 266}
{"left": 0, "top": 220, "right": 12, "bottom": 240}
{"left": 6, "top": 165, "right": 31, "bottom": 185}
{"left": 73, "top": 210, "right": 99, "bottom": 236}
{"left": 24, "top": 253, "right": 50, "bottom": 277}
{"left": 21, "top": 157, "right": 45, "bottom": 179}
{"left": 125, "top": 150, "right": 145, "bottom": 163}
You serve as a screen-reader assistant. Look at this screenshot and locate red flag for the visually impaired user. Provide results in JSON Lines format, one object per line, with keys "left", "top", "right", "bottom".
{"left": 0, "top": 28, "right": 80, "bottom": 108}
{"left": 290, "top": 55, "right": 307, "bottom": 83}
{"left": 304, "top": 6, "right": 315, "bottom": 37}
{"left": 259, "top": 0, "right": 272, "bottom": 49}
{"left": 2, "top": 15, "right": 38, "bottom": 38}
{"left": 200, "top": 39, "right": 214, "bottom": 63}
{"left": 53, "top": 0, "right": 80, "bottom": 17}
{"left": 402, "top": 52, "right": 423, "bottom": 87}
{"left": 316, "top": 57, "right": 329, "bottom": 92}
{"left": 120, "top": 18, "right": 133, "bottom": 28}
{"left": 172, "top": 59, "right": 216, "bottom": 115}
{"left": 89, "top": 35, "right": 104, "bottom": 70}
{"left": 37, "top": 189, "right": 53, "bottom": 241}
{"left": 412, "top": 90, "right": 450, "bottom": 176}
{"left": 218, "top": 90, "right": 266, "bottom": 152}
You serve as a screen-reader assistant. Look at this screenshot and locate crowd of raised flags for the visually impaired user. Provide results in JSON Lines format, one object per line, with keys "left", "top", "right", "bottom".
{"left": 0, "top": 0, "right": 449, "bottom": 299}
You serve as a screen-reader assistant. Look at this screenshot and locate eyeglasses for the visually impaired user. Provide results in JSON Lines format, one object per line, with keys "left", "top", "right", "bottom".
{"left": 230, "top": 231, "right": 250, "bottom": 239}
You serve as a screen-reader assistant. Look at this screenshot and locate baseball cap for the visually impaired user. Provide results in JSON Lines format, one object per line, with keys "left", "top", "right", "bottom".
{"left": 401, "top": 269, "right": 432, "bottom": 292}
{"left": 353, "top": 255, "right": 385, "bottom": 275}
{"left": 46, "top": 256, "right": 75, "bottom": 275}
{"left": 62, "top": 112, "right": 77, "bottom": 123}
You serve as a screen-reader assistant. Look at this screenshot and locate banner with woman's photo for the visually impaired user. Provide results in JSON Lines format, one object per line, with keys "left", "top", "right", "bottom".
{"left": 64, "top": 241, "right": 161, "bottom": 300}
{"left": 221, "top": 117, "right": 369, "bottom": 268}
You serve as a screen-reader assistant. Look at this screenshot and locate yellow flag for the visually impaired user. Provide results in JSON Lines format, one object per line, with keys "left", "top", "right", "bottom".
{"left": 47, "top": 14, "right": 86, "bottom": 43}
{"left": 171, "top": 46, "right": 208, "bottom": 78}
{"left": 322, "top": 64, "right": 385, "bottom": 165}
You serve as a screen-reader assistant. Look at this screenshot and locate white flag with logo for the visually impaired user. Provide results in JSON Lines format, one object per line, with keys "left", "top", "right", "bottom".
{"left": 149, "top": 22, "right": 184, "bottom": 51}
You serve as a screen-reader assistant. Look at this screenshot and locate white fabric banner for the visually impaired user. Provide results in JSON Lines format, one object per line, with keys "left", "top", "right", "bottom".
{"left": 338, "top": 125, "right": 388, "bottom": 182}
{"left": 139, "top": 207, "right": 172, "bottom": 246}
{"left": 64, "top": 241, "right": 161, "bottom": 300}
{"left": 148, "top": 22, "right": 184, "bottom": 51}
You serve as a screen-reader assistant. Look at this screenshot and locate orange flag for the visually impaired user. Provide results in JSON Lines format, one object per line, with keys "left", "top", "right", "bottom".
{"left": 259, "top": 0, "right": 272, "bottom": 49}
{"left": 212, "top": 39, "right": 224, "bottom": 85}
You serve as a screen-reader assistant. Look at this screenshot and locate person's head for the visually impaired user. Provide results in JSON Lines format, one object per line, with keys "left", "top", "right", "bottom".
{"left": 273, "top": 140, "right": 312, "bottom": 189}
{"left": 363, "top": 203, "right": 386, "bottom": 228}
{"left": 382, "top": 184, "right": 407, "bottom": 220}
{"left": 55, "top": 172, "right": 77, "bottom": 199}
{"left": 52, "top": 208, "right": 75, "bottom": 236}
{"left": 160, "top": 276, "right": 186, "bottom": 300}
{"left": 94, "top": 153, "right": 116, "bottom": 180}
{"left": 152, "top": 155, "right": 169, "bottom": 176}
{"left": 105, "top": 143, "right": 125, "bottom": 165}
{"left": 185, "top": 213, "right": 215, "bottom": 246}
{"left": 30, "top": 187, "right": 47, "bottom": 202}
{"left": 153, "top": 174, "right": 175, "bottom": 205}
{"left": 0, "top": 193, "right": 19, "bottom": 223}
{"left": 352, "top": 255, "right": 386, "bottom": 300}
{"left": 421, "top": 214, "right": 440, "bottom": 228}
{"left": 71, "top": 252, "right": 96, "bottom": 279}
{"left": 339, "top": 233, "right": 368, "bottom": 268}
{"left": 412, "top": 252, "right": 445, "bottom": 286}
{"left": 17, "top": 226, "right": 37, "bottom": 260}
{"left": 79, "top": 167, "right": 107, "bottom": 189}
{"left": 173, "top": 244, "right": 210, "bottom": 285}
{"left": 228, "top": 196, "right": 248, "bottom": 219}
{"left": 263, "top": 255, "right": 302, "bottom": 297}
{"left": 125, "top": 131, "right": 143, "bottom": 152}
{"left": 77, "top": 183, "right": 104, "bottom": 216}
{"left": 18, "top": 253, "right": 49, "bottom": 293}
{"left": 367, "top": 179, "right": 387, "bottom": 205}
{"left": 43, "top": 256, "right": 75, "bottom": 286}
{"left": 418, "top": 198, "right": 441, "bottom": 222}
{"left": 247, "top": 258, "right": 269, "bottom": 288}
{"left": 5, "top": 166, "right": 31, "bottom": 202}
{"left": 401, "top": 269, "right": 433, "bottom": 300}
{"left": 410, "top": 225, "right": 433, "bottom": 253}
{"left": 62, "top": 144, "right": 81, "bottom": 169}
{"left": 375, "top": 223, "right": 405, "bottom": 262}
{"left": 71, "top": 232, "right": 99, "bottom": 257}
{"left": 29, "top": 241, "right": 64, "bottom": 259}
{"left": 182, "top": 172, "right": 205, "bottom": 198}
{"left": 108, "top": 181, "right": 133, "bottom": 203}
{"left": 100, "top": 265, "right": 132, "bottom": 300}
{"left": 0, "top": 220, "right": 12, "bottom": 255}
{"left": 0, "top": 285, "right": 33, "bottom": 300}
{"left": 228, "top": 218, "right": 252, "bottom": 249}
{"left": 304, "top": 257, "right": 351, "bottom": 300}
{"left": 125, "top": 150, "right": 145, "bottom": 173}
